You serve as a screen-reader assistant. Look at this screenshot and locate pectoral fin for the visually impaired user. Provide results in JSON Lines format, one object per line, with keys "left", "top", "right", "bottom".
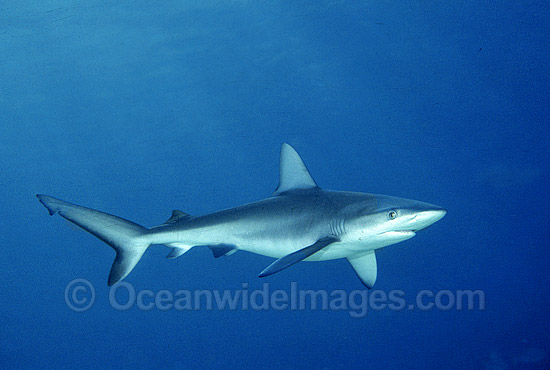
{"left": 347, "top": 251, "right": 377, "bottom": 289}
{"left": 259, "top": 236, "right": 339, "bottom": 277}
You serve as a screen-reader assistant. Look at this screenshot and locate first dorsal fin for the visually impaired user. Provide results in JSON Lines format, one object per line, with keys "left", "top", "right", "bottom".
{"left": 164, "top": 210, "right": 192, "bottom": 224}
{"left": 272, "top": 143, "right": 318, "bottom": 196}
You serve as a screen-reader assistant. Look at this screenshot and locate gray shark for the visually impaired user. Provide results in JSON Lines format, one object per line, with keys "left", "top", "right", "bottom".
{"left": 37, "top": 143, "right": 446, "bottom": 288}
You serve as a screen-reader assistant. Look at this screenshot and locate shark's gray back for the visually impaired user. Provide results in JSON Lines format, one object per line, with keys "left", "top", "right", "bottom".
{"left": 162, "top": 190, "right": 375, "bottom": 244}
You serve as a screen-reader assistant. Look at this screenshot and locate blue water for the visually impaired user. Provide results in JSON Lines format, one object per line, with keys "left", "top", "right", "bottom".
{"left": 1, "top": 2, "right": 549, "bottom": 369}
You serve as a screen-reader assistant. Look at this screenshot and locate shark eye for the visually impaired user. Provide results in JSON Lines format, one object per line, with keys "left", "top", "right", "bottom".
{"left": 388, "top": 210, "right": 397, "bottom": 219}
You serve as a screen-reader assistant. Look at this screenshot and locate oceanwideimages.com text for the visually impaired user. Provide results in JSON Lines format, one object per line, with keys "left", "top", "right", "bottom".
{"left": 65, "top": 279, "right": 485, "bottom": 318}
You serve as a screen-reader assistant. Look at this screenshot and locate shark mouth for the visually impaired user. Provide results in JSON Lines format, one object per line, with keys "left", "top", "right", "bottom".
{"left": 379, "top": 230, "right": 416, "bottom": 237}
{"left": 395, "top": 230, "right": 416, "bottom": 235}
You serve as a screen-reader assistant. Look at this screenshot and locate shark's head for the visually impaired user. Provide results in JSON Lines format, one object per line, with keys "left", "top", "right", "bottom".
{"left": 342, "top": 194, "right": 447, "bottom": 250}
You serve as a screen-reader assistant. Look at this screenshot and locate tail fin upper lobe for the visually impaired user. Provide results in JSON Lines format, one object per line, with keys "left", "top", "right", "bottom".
{"left": 36, "top": 194, "right": 150, "bottom": 286}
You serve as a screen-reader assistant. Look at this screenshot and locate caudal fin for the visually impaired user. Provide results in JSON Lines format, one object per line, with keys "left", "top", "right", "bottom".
{"left": 36, "top": 194, "right": 150, "bottom": 286}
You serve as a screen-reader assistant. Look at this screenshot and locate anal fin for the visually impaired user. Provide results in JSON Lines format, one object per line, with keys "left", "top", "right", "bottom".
{"left": 166, "top": 245, "right": 192, "bottom": 259}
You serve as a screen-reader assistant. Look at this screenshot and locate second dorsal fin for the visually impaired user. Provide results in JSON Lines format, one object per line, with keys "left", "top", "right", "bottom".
{"left": 164, "top": 210, "right": 192, "bottom": 224}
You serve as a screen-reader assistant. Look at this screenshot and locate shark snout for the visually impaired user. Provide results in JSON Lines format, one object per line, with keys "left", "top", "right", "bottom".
{"left": 409, "top": 208, "right": 446, "bottom": 231}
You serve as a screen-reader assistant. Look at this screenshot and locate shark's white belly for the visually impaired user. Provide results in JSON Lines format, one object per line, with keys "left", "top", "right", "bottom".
{"left": 154, "top": 226, "right": 378, "bottom": 261}
{"left": 236, "top": 239, "right": 377, "bottom": 260}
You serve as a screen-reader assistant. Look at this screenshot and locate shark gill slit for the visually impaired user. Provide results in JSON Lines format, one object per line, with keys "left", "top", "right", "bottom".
{"left": 330, "top": 218, "right": 346, "bottom": 236}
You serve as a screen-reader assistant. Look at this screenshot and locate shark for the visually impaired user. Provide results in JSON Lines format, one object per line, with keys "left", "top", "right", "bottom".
{"left": 37, "top": 143, "right": 446, "bottom": 288}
